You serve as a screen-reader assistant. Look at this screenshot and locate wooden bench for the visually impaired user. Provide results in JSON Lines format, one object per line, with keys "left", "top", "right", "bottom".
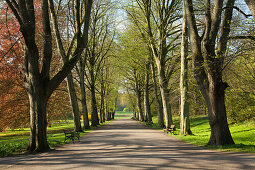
{"left": 164, "top": 125, "right": 176, "bottom": 135}
{"left": 64, "top": 130, "right": 80, "bottom": 143}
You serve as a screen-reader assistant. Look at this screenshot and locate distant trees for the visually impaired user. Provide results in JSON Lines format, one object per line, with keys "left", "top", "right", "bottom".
{"left": 117, "top": 24, "right": 148, "bottom": 121}
{"left": 84, "top": 0, "right": 116, "bottom": 126}
{"left": 125, "top": 0, "right": 181, "bottom": 128}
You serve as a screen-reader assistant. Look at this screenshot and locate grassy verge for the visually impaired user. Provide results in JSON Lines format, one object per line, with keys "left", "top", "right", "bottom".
{"left": 115, "top": 111, "right": 133, "bottom": 119}
{"left": 147, "top": 116, "right": 255, "bottom": 153}
{"left": 0, "top": 120, "right": 111, "bottom": 157}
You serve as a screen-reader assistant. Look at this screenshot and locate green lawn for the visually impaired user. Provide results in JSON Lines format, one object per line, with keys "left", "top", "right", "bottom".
{"left": 115, "top": 111, "right": 133, "bottom": 119}
{"left": 0, "top": 120, "right": 110, "bottom": 157}
{"left": 149, "top": 116, "right": 255, "bottom": 153}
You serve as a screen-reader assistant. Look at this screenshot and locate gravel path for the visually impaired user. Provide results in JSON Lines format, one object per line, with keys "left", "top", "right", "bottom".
{"left": 1, "top": 119, "right": 255, "bottom": 169}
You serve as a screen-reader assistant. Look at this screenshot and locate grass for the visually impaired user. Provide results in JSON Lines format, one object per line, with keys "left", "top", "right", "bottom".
{"left": 115, "top": 111, "right": 133, "bottom": 119}
{"left": 148, "top": 115, "right": 255, "bottom": 153}
{"left": 0, "top": 120, "right": 111, "bottom": 157}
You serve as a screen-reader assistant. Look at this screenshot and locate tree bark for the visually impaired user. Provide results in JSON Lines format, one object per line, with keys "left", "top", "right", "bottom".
{"left": 155, "top": 59, "right": 173, "bottom": 128}
{"left": 66, "top": 74, "right": 83, "bottom": 132}
{"left": 135, "top": 75, "right": 144, "bottom": 122}
{"left": 100, "top": 77, "right": 105, "bottom": 123}
{"left": 180, "top": 10, "right": 192, "bottom": 135}
{"left": 184, "top": 0, "right": 235, "bottom": 145}
{"left": 6, "top": 0, "right": 93, "bottom": 152}
{"left": 27, "top": 86, "right": 50, "bottom": 152}
{"left": 90, "top": 79, "right": 99, "bottom": 126}
{"left": 105, "top": 99, "right": 111, "bottom": 121}
{"left": 151, "top": 62, "right": 164, "bottom": 128}
{"left": 144, "top": 61, "right": 152, "bottom": 124}
{"left": 207, "top": 74, "right": 234, "bottom": 145}
{"left": 79, "top": 62, "right": 90, "bottom": 129}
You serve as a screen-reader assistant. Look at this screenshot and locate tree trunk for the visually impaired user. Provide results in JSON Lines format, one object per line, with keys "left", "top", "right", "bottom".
{"left": 90, "top": 80, "right": 99, "bottom": 126}
{"left": 151, "top": 62, "right": 164, "bottom": 128}
{"left": 155, "top": 61, "right": 173, "bottom": 128}
{"left": 144, "top": 62, "right": 152, "bottom": 124}
{"left": 6, "top": 0, "right": 92, "bottom": 153}
{"left": 133, "top": 108, "right": 136, "bottom": 119}
{"left": 79, "top": 66, "right": 90, "bottom": 129}
{"left": 135, "top": 82, "right": 144, "bottom": 121}
{"left": 207, "top": 73, "right": 234, "bottom": 145}
{"left": 27, "top": 86, "right": 50, "bottom": 152}
{"left": 100, "top": 70, "right": 105, "bottom": 123}
{"left": 112, "top": 110, "right": 115, "bottom": 120}
{"left": 105, "top": 101, "right": 110, "bottom": 121}
{"left": 100, "top": 87, "right": 105, "bottom": 124}
{"left": 180, "top": 7, "right": 192, "bottom": 135}
{"left": 66, "top": 74, "right": 83, "bottom": 132}
{"left": 184, "top": 0, "right": 235, "bottom": 145}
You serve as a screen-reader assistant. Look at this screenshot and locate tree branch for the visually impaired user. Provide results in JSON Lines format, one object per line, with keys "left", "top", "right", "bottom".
{"left": 229, "top": 35, "right": 255, "bottom": 41}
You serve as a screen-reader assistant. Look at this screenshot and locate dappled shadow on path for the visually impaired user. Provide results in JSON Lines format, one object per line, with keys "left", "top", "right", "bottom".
{"left": 1, "top": 119, "right": 255, "bottom": 169}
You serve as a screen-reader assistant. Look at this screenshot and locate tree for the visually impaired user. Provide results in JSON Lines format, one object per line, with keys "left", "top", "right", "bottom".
{"left": 184, "top": 0, "right": 235, "bottom": 145}
{"left": 179, "top": 2, "right": 192, "bottom": 135}
{"left": 77, "top": 53, "right": 90, "bottom": 129}
{"left": 5, "top": 0, "right": 92, "bottom": 152}
{"left": 128, "top": 0, "right": 181, "bottom": 128}
{"left": 144, "top": 60, "right": 152, "bottom": 124}
{"left": 117, "top": 23, "right": 149, "bottom": 121}
{"left": 85, "top": 0, "right": 115, "bottom": 126}
{"left": 150, "top": 60, "right": 164, "bottom": 128}
{"left": 0, "top": 4, "right": 72, "bottom": 132}
{"left": 49, "top": 0, "right": 93, "bottom": 132}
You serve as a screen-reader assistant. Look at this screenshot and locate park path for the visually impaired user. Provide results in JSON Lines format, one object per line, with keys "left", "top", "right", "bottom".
{"left": 1, "top": 119, "right": 255, "bottom": 170}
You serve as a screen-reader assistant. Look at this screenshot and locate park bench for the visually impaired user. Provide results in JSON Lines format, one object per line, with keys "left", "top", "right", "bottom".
{"left": 164, "top": 125, "right": 176, "bottom": 135}
{"left": 63, "top": 130, "right": 80, "bottom": 143}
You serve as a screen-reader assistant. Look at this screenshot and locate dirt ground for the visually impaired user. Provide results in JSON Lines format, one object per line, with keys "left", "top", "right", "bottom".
{"left": 1, "top": 119, "right": 255, "bottom": 169}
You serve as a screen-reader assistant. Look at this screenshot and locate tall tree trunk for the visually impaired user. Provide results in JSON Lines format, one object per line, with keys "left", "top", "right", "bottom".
{"left": 180, "top": 10, "right": 192, "bottom": 135}
{"left": 112, "top": 97, "right": 117, "bottom": 120}
{"left": 100, "top": 82, "right": 105, "bottom": 123}
{"left": 100, "top": 69, "right": 106, "bottom": 123}
{"left": 155, "top": 60, "right": 173, "bottom": 128}
{"left": 135, "top": 82, "right": 144, "bottom": 122}
{"left": 151, "top": 62, "right": 164, "bottom": 128}
{"left": 7, "top": 0, "right": 93, "bottom": 152}
{"left": 90, "top": 80, "right": 99, "bottom": 126}
{"left": 66, "top": 74, "right": 83, "bottom": 132}
{"left": 207, "top": 73, "right": 234, "bottom": 145}
{"left": 144, "top": 61, "right": 152, "bottom": 124}
{"left": 79, "top": 64, "right": 90, "bottom": 129}
{"left": 27, "top": 88, "right": 50, "bottom": 152}
{"left": 105, "top": 100, "right": 110, "bottom": 121}
{"left": 133, "top": 108, "right": 136, "bottom": 119}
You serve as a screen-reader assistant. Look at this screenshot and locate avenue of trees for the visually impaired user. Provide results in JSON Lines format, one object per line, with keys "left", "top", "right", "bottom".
{"left": 0, "top": 0, "right": 254, "bottom": 152}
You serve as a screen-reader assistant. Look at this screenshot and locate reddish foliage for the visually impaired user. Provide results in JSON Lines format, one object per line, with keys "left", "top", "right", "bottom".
{"left": 0, "top": 5, "right": 29, "bottom": 131}
{"left": 0, "top": 3, "right": 72, "bottom": 131}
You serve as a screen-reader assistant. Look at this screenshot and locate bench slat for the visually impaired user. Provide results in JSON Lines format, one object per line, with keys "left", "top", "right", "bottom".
{"left": 64, "top": 130, "right": 80, "bottom": 143}
{"left": 164, "top": 125, "right": 176, "bottom": 135}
